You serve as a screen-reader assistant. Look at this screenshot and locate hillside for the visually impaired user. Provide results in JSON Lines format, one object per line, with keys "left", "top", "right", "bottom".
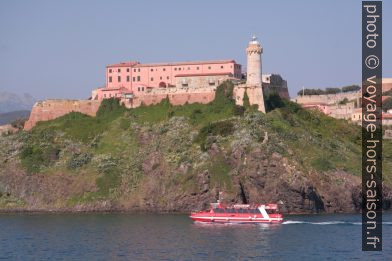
{"left": 0, "top": 110, "right": 30, "bottom": 125}
{"left": 0, "top": 82, "right": 391, "bottom": 213}
{"left": 0, "top": 91, "right": 35, "bottom": 113}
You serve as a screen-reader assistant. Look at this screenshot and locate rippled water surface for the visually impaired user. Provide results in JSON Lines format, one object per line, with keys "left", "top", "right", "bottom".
{"left": 0, "top": 212, "right": 391, "bottom": 260}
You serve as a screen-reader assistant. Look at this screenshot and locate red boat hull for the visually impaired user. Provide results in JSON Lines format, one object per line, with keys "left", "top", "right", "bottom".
{"left": 190, "top": 212, "right": 283, "bottom": 224}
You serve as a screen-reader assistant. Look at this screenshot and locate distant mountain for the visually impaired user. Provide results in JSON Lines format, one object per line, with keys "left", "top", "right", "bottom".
{"left": 0, "top": 110, "right": 30, "bottom": 125}
{"left": 0, "top": 91, "right": 36, "bottom": 113}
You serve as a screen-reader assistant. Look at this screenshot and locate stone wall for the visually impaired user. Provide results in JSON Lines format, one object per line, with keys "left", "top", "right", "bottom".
{"left": 292, "top": 92, "right": 360, "bottom": 105}
{"left": 24, "top": 83, "right": 268, "bottom": 131}
{"left": 24, "top": 100, "right": 101, "bottom": 130}
{"left": 121, "top": 87, "right": 216, "bottom": 108}
{"left": 233, "top": 84, "right": 266, "bottom": 113}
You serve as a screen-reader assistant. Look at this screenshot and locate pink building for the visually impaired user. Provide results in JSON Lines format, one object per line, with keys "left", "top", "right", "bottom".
{"left": 92, "top": 60, "right": 242, "bottom": 100}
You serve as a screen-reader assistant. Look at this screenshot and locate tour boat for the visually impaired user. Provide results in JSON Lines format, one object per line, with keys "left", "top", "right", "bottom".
{"left": 190, "top": 202, "right": 283, "bottom": 224}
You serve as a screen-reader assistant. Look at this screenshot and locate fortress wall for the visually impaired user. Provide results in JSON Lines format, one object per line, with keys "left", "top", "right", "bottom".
{"left": 292, "top": 92, "right": 360, "bottom": 105}
{"left": 24, "top": 100, "right": 101, "bottom": 131}
{"left": 233, "top": 85, "right": 266, "bottom": 113}
{"left": 122, "top": 89, "right": 216, "bottom": 108}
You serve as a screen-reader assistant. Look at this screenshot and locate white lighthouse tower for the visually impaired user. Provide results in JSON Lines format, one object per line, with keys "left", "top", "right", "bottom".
{"left": 246, "top": 35, "right": 263, "bottom": 86}
{"left": 233, "top": 35, "right": 266, "bottom": 113}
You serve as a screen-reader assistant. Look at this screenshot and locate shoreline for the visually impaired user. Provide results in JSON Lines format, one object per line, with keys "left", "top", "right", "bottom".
{"left": 0, "top": 207, "right": 378, "bottom": 215}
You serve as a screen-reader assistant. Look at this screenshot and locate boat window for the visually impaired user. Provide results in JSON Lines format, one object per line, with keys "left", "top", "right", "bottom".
{"left": 255, "top": 209, "right": 261, "bottom": 214}
{"left": 266, "top": 209, "right": 277, "bottom": 214}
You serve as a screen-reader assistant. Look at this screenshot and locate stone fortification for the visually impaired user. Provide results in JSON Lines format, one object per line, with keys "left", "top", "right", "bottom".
{"left": 24, "top": 100, "right": 101, "bottom": 130}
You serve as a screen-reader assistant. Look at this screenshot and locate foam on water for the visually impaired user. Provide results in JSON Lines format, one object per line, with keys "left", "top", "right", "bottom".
{"left": 283, "top": 220, "right": 392, "bottom": 225}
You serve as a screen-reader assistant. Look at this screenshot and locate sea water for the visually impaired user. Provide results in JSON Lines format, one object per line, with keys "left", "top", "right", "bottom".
{"left": 0, "top": 212, "right": 391, "bottom": 260}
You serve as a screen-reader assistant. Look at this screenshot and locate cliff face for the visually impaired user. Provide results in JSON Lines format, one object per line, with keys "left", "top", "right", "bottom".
{"left": 24, "top": 100, "right": 101, "bottom": 130}
{"left": 1, "top": 83, "right": 391, "bottom": 213}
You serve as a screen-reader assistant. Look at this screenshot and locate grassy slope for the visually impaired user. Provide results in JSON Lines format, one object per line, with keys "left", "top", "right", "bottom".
{"left": 2, "top": 81, "right": 391, "bottom": 208}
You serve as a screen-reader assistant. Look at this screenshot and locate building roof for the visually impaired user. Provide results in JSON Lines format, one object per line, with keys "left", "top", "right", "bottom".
{"left": 101, "top": 87, "right": 131, "bottom": 93}
{"left": 383, "top": 113, "right": 392, "bottom": 119}
{"left": 107, "top": 59, "right": 237, "bottom": 68}
{"left": 174, "top": 72, "right": 233, "bottom": 77}
{"left": 107, "top": 61, "right": 140, "bottom": 68}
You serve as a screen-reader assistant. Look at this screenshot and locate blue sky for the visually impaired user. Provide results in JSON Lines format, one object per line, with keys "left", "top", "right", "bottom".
{"left": 0, "top": 0, "right": 390, "bottom": 99}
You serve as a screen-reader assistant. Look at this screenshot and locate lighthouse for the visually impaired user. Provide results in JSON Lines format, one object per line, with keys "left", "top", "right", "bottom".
{"left": 246, "top": 35, "right": 263, "bottom": 86}
{"left": 233, "top": 35, "right": 266, "bottom": 113}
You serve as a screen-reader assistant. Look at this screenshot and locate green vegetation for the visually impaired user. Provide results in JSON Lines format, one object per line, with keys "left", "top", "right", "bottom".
{"left": 2, "top": 80, "right": 391, "bottom": 210}
{"left": 297, "top": 85, "right": 360, "bottom": 96}
{"left": 338, "top": 98, "right": 349, "bottom": 105}
{"left": 383, "top": 97, "right": 392, "bottom": 112}
{"left": 383, "top": 89, "right": 392, "bottom": 96}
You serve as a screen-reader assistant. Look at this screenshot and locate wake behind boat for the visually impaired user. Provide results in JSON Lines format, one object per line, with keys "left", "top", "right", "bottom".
{"left": 190, "top": 202, "right": 283, "bottom": 224}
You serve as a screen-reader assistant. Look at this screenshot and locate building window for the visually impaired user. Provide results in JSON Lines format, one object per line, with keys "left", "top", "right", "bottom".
{"left": 221, "top": 66, "right": 224, "bottom": 69}
{"left": 134, "top": 69, "right": 136, "bottom": 72}
{"left": 104, "top": 94, "right": 106, "bottom": 98}
{"left": 174, "top": 68, "right": 177, "bottom": 71}
{"left": 118, "top": 76, "right": 121, "bottom": 82}
{"left": 133, "top": 77, "right": 135, "bottom": 82}
{"left": 127, "top": 68, "right": 130, "bottom": 72}
{"left": 127, "top": 76, "right": 130, "bottom": 82}
{"left": 109, "top": 69, "right": 112, "bottom": 73}
{"left": 118, "top": 69, "right": 121, "bottom": 72}
{"left": 142, "top": 87, "right": 144, "bottom": 91}
{"left": 188, "top": 67, "right": 190, "bottom": 70}
{"left": 151, "top": 77, "right": 154, "bottom": 81}
{"left": 163, "top": 68, "right": 166, "bottom": 71}
{"left": 167, "top": 76, "right": 169, "bottom": 80}
{"left": 138, "top": 87, "right": 140, "bottom": 91}
{"left": 137, "top": 76, "right": 140, "bottom": 81}
{"left": 160, "top": 76, "right": 162, "bottom": 80}
{"left": 197, "top": 67, "right": 199, "bottom": 70}
{"left": 208, "top": 66, "right": 211, "bottom": 69}
{"left": 179, "top": 68, "right": 181, "bottom": 71}
{"left": 109, "top": 76, "right": 112, "bottom": 83}
{"left": 138, "top": 69, "right": 140, "bottom": 72}
{"left": 151, "top": 68, "right": 153, "bottom": 72}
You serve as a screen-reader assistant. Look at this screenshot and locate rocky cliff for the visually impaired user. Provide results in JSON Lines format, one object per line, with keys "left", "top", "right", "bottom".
{"left": 1, "top": 83, "right": 391, "bottom": 213}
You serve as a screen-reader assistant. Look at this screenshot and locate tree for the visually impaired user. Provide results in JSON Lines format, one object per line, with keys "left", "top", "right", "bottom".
{"left": 325, "top": 88, "right": 341, "bottom": 94}
{"left": 383, "top": 89, "right": 392, "bottom": 96}
{"left": 243, "top": 89, "right": 250, "bottom": 109}
{"left": 342, "top": 85, "right": 361, "bottom": 93}
{"left": 383, "top": 97, "right": 392, "bottom": 112}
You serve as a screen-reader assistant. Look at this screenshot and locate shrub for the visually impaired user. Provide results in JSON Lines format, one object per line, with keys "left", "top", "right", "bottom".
{"left": 243, "top": 90, "right": 250, "bottom": 109}
{"left": 338, "top": 98, "right": 349, "bottom": 105}
{"left": 265, "top": 93, "right": 286, "bottom": 112}
{"left": 233, "top": 105, "right": 245, "bottom": 116}
{"left": 67, "top": 152, "right": 92, "bottom": 169}
{"left": 383, "top": 97, "right": 392, "bottom": 112}
{"left": 196, "top": 120, "right": 234, "bottom": 151}
{"left": 96, "top": 167, "right": 121, "bottom": 196}
{"left": 20, "top": 145, "right": 60, "bottom": 173}
{"left": 11, "top": 118, "right": 27, "bottom": 130}
{"left": 312, "top": 157, "right": 334, "bottom": 171}
{"left": 96, "top": 98, "right": 127, "bottom": 117}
